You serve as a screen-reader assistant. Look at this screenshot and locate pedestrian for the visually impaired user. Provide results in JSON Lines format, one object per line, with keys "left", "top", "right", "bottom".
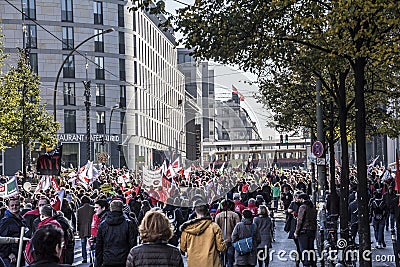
{"left": 271, "top": 182, "right": 281, "bottom": 212}
{"left": 137, "top": 200, "right": 152, "bottom": 224}
{"left": 253, "top": 205, "right": 273, "bottom": 267}
{"left": 95, "top": 199, "right": 137, "bottom": 267}
{"left": 231, "top": 209, "right": 261, "bottom": 267}
{"left": 294, "top": 193, "right": 317, "bottom": 267}
{"left": 162, "top": 197, "right": 184, "bottom": 247}
{"left": 29, "top": 224, "right": 72, "bottom": 266}
{"left": 383, "top": 185, "right": 397, "bottom": 231}
{"left": 180, "top": 200, "right": 227, "bottom": 267}
{"left": 77, "top": 195, "right": 95, "bottom": 264}
{"left": 348, "top": 193, "right": 358, "bottom": 244}
{"left": 126, "top": 210, "right": 184, "bottom": 267}
{"left": 215, "top": 199, "right": 240, "bottom": 267}
{"left": 0, "top": 197, "right": 28, "bottom": 267}
{"left": 369, "top": 191, "right": 387, "bottom": 249}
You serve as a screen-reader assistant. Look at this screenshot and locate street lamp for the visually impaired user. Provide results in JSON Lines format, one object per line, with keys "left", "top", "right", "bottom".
{"left": 53, "top": 28, "right": 114, "bottom": 121}
{"left": 108, "top": 103, "right": 120, "bottom": 166}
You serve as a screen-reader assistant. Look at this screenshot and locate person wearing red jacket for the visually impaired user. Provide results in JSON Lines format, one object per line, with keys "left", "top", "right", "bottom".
{"left": 233, "top": 193, "right": 246, "bottom": 215}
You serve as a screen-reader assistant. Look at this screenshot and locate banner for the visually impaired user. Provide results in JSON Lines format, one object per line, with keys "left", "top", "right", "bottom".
{"left": 0, "top": 177, "right": 19, "bottom": 198}
{"left": 142, "top": 167, "right": 162, "bottom": 187}
{"left": 36, "top": 145, "right": 63, "bottom": 176}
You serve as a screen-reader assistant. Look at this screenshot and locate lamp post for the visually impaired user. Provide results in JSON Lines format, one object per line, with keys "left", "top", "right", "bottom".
{"left": 53, "top": 28, "right": 114, "bottom": 121}
{"left": 108, "top": 103, "right": 120, "bottom": 166}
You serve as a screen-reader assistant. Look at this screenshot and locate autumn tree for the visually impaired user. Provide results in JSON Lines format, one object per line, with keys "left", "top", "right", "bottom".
{"left": 0, "top": 49, "right": 60, "bottom": 179}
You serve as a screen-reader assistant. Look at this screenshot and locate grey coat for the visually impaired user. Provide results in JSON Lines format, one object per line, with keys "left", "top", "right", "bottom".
{"left": 253, "top": 215, "right": 272, "bottom": 249}
{"left": 231, "top": 218, "right": 261, "bottom": 266}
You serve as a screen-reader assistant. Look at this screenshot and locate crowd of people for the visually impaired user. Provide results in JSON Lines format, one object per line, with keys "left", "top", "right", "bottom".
{"left": 0, "top": 162, "right": 397, "bottom": 267}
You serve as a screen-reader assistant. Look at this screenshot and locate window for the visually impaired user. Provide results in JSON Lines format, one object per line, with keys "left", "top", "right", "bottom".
{"left": 22, "top": 0, "right": 36, "bottom": 19}
{"left": 134, "top": 61, "right": 137, "bottom": 84}
{"left": 118, "top": 4, "right": 125, "bottom": 27}
{"left": 29, "top": 53, "right": 38, "bottom": 74}
{"left": 94, "top": 1, "right": 103, "bottom": 25}
{"left": 62, "top": 26, "right": 74, "bottom": 50}
{"left": 26, "top": 25, "right": 37, "bottom": 48}
{"left": 120, "top": 85, "right": 126, "bottom": 108}
{"left": 63, "top": 82, "right": 75, "bottom": 105}
{"left": 64, "top": 110, "right": 76, "bottom": 133}
{"left": 94, "top": 29, "right": 104, "bottom": 52}
{"left": 119, "top": 58, "right": 125, "bottom": 81}
{"left": 95, "top": 56, "right": 104, "bottom": 80}
{"left": 120, "top": 111, "right": 126, "bottom": 134}
{"left": 63, "top": 55, "right": 75, "bottom": 78}
{"left": 119, "top": 32, "right": 125, "bottom": 54}
{"left": 61, "top": 0, "right": 73, "bottom": 22}
{"left": 132, "top": 11, "right": 136, "bottom": 31}
{"left": 133, "top": 35, "right": 137, "bottom": 58}
{"left": 96, "top": 111, "right": 106, "bottom": 134}
{"left": 96, "top": 84, "right": 105, "bottom": 107}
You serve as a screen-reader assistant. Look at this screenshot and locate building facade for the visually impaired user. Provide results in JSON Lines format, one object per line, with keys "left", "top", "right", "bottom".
{"left": 0, "top": 0, "right": 185, "bottom": 174}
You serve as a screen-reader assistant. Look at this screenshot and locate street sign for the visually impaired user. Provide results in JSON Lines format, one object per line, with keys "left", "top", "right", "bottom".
{"left": 312, "top": 141, "right": 324, "bottom": 158}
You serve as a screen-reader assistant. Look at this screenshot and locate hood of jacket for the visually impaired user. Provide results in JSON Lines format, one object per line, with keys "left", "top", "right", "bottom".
{"left": 105, "top": 211, "right": 125, "bottom": 225}
{"left": 180, "top": 216, "right": 212, "bottom": 235}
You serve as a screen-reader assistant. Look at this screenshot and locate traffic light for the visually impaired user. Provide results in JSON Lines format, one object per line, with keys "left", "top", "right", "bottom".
{"left": 285, "top": 134, "right": 288, "bottom": 143}
{"left": 280, "top": 134, "right": 283, "bottom": 143}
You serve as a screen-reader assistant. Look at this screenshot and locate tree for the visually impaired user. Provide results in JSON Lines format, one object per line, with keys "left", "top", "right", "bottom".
{"left": 0, "top": 49, "right": 60, "bottom": 179}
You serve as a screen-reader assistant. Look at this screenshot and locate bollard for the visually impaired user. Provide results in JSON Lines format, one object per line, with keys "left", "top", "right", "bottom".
{"left": 16, "top": 226, "right": 25, "bottom": 267}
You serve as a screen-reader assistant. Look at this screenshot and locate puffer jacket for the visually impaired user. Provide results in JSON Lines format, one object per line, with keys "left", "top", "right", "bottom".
{"left": 95, "top": 211, "right": 137, "bottom": 266}
{"left": 295, "top": 200, "right": 317, "bottom": 236}
{"left": 0, "top": 210, "right": 28, "bottom": 259}
{"left": 126, "top": 240, "right": 183, "bottom": 267}
{"left": 180, "top": 216, "right": 226, "bottom": 267}
{"left": 231, "top": 218, "right": 261, "bottom": 266}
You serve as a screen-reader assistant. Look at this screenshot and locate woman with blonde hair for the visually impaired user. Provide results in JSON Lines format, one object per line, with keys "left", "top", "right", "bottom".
{"left": 126, "top": 210, "right": 183, "bottom": 267}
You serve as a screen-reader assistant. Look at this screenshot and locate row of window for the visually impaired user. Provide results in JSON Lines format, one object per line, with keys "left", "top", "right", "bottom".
{"left": 63, "top": 82, "right": 126, "bottom": 107}
{"left": 64, "top": 109, "right": 126, "bottom": 134}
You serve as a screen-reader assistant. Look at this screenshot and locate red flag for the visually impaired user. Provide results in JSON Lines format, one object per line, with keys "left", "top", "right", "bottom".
{"left": 171, "top": 158, "right": 179, "bottom": 169}
{"left": 51, "top": 176, "right": 60, "bottom": 191}
{"left": 232, "top": 85, "right": 238, "bottom": 94}
{"left": 51, "top": 189, "right": 65, "bottom": 211}
{"left": 162, "top": 175, "right": 171, "bottom": 189}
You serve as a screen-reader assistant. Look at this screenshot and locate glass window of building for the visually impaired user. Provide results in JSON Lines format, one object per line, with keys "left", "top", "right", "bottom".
{"left": 63, "top": 55, "right": 75, "bottom": 78}
{"left": 133, "top": 35, "right": 137, "bottom": 58}
{"left": 61, "top": 0, "right": 73, "bottom": 22}
{"left": 96, "top": 84, "right": 105, "bottom": 107}
{"left": 62, "top": 26, "right": 74, "bottom": 50}
{"left": 118, "top": 4, "right": 125, "bottom": 27}
{"left": 95, "top": 56, "right": 104, "bottom": 80}
{"left": 120, "top": 85, "right": 126, "bottom": 108}
{"left": 119, "top": 32, "right": 125, "bottom": 54}
{"left": 64, "top": 110, "right": 76, "bottom": 133}
{"left": 62, "top": 143, "right": 79, "bottom": 168}
{"left": 63, "top": 82, "right": 76, "bottom": 106}
{"left": 94, "top": 1, "right": 103, "bottom": 25}
{"left": 119, "top": 59, "right": 126, "bottom": 81}
{"left": 26, "top": 25, "right": 37, "bottom": 48}
{"left": 94, "top": 29, "right": 104, "bottom": 52}
{"left": 22, "top": 0, "right": 36, "bottom": 19}
{"left": 29, "top": 53, "right": 38, "bottom": 74}
{"left": 96, "top": 111, "right": 106, "bottom": 134}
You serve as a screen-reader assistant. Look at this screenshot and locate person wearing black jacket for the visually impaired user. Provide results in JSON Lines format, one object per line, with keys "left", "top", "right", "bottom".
{"left": 383, "top": 186, "right": 398, "bottom": 231}
{"left": 96, "top": 200, "right": 137, "bottom": 267}
{"left": 0, "top": 197, "right": 29, "bottom": 267}
{"left": 162, "top": 199, "right": 184, "bottom": 247}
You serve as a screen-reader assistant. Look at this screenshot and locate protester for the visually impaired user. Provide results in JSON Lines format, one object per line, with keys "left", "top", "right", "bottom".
{"left": 231, "top": 209, "right": 261, "bottom": 267}
{"left": 29, "top": 225, "right": 72, "bottom": 266}
{"left": 253, "top": 205, "right": 273, "bottom": 267}
{"left": 294, "top": 193, "right": 317, "bottom": 267}
{"left": 180, "top": 200, "right": 227, "bottom": 267}
{"left": 95, "top": 200, "right": 137, "bottom": 267}
{"left": 77, "top": 195, "right": 95, "bottom": 264}
{"left": 369, "top": 191, "right": 387, "bottom": 249}
{"left": 23, "top": 197, "right": 50, "bottom": 237}
{"left": 126, "top": 210, "right": 183, "bottom": 267}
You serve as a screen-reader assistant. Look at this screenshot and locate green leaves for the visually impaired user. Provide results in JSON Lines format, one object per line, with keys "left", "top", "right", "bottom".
{"left": 0, "top": 49, "right": 60, "bottom": 150}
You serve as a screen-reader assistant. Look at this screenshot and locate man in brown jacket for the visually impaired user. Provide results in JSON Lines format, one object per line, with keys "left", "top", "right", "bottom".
{"left": 77, "top": 195, "right": 95, "bottom": 263}
{"left": 180, "top": 201, "right": 227, "bottom": 267}
{"left": 294, "top": 193, "right": 317, "bottom": 267}
{"left": 215, "top": 199, "right": 240, "bottom": 267}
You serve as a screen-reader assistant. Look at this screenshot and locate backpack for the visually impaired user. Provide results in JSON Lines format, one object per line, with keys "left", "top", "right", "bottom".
{"left": 372, "top": 200, "right": 385, "bottom": 220}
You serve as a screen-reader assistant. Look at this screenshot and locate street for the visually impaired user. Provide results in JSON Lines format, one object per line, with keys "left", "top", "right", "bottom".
{"left": 72, "top": 212, "right": 398, "bottom": 267}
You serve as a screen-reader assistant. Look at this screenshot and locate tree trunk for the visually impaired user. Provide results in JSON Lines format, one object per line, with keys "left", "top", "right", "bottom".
{"left": 354, "top": 57, "right": 371, "bottom": 267}
{"left": 338, "top": 71, "right": 350, "bottom": 242}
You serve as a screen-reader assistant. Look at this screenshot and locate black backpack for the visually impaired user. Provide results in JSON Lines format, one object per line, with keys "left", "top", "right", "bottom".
{"left": 372, "top": 200, "right": 385, "bottom": 220}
